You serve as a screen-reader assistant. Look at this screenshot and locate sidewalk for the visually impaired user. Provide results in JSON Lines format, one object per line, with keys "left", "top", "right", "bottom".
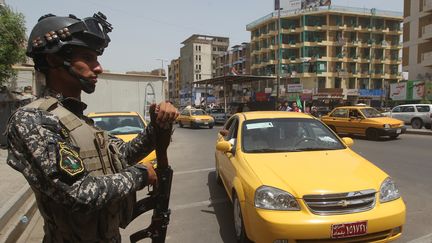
{"left": 405, "top": 127, "right": 432, "bottom": 136}
{"left": 0, "top": 149, "right": 28, "bottom": 208}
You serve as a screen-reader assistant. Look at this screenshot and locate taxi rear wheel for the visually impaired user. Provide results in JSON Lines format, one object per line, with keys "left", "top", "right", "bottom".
{"left": 178, "top": 121, "right": 183, "bottom": 128}
{"left": 233, "top": 194, "right": 252, "bottom": 243}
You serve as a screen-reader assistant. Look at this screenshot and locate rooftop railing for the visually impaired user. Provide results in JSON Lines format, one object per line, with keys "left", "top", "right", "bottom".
{"left": 246, "top": 5, "right": 402, "bottom": 30}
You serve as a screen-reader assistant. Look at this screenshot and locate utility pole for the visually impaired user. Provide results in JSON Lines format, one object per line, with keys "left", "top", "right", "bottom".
{"left": 156, "top": 58, "right": 168, "bottom": 76}
{"left": 156, "top": 58, "right": 168, "bottom": 102}
{"left": 276, "top": 5, "right": 282, "bottom": 110}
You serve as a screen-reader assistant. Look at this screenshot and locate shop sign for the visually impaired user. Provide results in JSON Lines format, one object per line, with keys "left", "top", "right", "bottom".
{"left": 255, "top": 92, "right": 268, "bottom": 101}
{"left": 359, "top": 89, "right": 384, "bottom": 97}
{"left": 287, "top": 84, "right": 303, "bottom": 93}
{"left": 409, "top": 81, "right": 425, "bottom": 100}
{"left": 390, "top": 82, "right": 406, "bottom": 100}
{"left": 345, "top": 89, "right": 359, "bottom": 96}
{"left": 302, "top": 89, "right": 313, "bottom": 94}
{"left": 426, "top": 81, "right": 432, "bottom": 100}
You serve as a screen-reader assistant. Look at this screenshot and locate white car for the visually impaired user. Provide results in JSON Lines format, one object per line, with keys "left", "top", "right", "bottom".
{"left": 382, "top": 104, "right": 432, "bottom": 129}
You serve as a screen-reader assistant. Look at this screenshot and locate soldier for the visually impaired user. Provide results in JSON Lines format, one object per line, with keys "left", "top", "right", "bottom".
{"left": 5, "top": 13, "right": 178, "bottom": 242}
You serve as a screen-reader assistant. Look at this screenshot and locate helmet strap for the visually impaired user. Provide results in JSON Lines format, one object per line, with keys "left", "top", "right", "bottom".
{"left": 62, "top": 60, "right": 96, "bottom": 94}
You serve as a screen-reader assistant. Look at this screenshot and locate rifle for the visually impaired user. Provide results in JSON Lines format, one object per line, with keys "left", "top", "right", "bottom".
{"left": 129, "top": 104, "right": 174, "bottom": 243}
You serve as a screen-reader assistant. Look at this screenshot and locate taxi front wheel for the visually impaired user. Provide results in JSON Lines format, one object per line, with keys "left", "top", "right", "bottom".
{"left": 233, "top": 194, "right": 252, "bottom": 243}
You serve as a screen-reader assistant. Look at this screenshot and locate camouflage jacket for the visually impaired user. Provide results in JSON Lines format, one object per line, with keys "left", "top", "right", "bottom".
{"left": 6, "top": 96, "right": 155, "bottom": 212}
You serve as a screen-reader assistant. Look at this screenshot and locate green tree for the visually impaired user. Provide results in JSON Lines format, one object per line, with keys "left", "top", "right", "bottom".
{"left": 0, "top": 4, "right": 26, "bottom": 86}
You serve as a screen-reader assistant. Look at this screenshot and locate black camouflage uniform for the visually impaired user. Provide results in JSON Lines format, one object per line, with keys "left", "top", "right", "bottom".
{"left": 6, "top": 92, "right": 156, "bottom": 242}
{"left": 6, "top": 13, "right": 157, "bottom": 242}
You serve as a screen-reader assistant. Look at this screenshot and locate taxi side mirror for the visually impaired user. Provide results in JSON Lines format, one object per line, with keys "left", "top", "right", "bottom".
{"left": 342, "top": 137, "right": 354, "bottom": 147}
{"left": 216, "top": 141, "right": 232, "bottom": 152}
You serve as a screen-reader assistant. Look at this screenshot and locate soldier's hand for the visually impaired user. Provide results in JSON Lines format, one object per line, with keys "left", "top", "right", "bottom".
{"left": 154, "top": 102, "right": 179, "bottom": 129}
{"left": 142, "top": 161, "right": 157, "bottom": 186}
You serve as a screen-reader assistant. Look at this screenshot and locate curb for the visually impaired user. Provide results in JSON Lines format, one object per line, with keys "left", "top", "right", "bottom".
{"left": 0, "top": 185, "right": 32, "bottom": 230}
{"left": 0, "top": 184, "right": 37, "bottom": 243}
{"left": 405, "top": 130, "right": 432, "bottom": 136}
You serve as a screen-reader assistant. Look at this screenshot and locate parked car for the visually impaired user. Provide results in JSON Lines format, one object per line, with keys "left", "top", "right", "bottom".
{"left": 87, "top": 111, "right": 156, "bottom": 163}
{"left": 382, "top": 104, "right": 432, "bottom": 129}
{"left": 206, "top": 107, "right": 229, "bottom": 124}
{"left": 215, "top": 111, "right": 405, "bottom": 242}
{"left": 321, "top": 106, "right": 405, "bottom": 140}
{"left": 176, "top": 108, "right": 214, "bottom": 129}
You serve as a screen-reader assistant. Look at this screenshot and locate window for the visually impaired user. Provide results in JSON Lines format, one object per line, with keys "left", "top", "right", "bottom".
{"left": 392, "top": 106, "right": 401, "bottom": 112}
{"left": 334, "top": 78, "right": 341, "bottom": 88}
{"left": 416, "top": 105, "right": 430, "bottom": 112}
{"left": 348, "top": 78, "right": 356, "bottom": 89}
{"left": 223, "top": 117, "right": 239, "bottom": 142}
{"left": 401, "top": 106, "right": 415, "bottom": 112}
{"left": 349, "top": 109, "right": 363, "bottom": 118}
{"left": 330, "top": 109, "right": 348, "bottom": 118}
{"left": 181, "top": 110, "right": 189, "bottom": 116}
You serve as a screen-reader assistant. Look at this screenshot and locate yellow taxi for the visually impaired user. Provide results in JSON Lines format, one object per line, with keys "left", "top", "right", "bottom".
{"left": 87, "top": 111, "right": 156, "bottom": 163}
{"left": 215, "top": 111, "right": 405, "bottom": 242}
{"left": 177, "top": 108, "right": 214, "bottom": 129}
{"left": 321, "top": 106, "right": 406, "bottom": 140}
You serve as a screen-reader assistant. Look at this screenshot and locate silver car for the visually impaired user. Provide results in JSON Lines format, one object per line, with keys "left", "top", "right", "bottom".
{"left": 206, "top": 108, "right": 229, "bottom": 124}
{"left": 382, "top": 104, "right": 432, "bottom": 129}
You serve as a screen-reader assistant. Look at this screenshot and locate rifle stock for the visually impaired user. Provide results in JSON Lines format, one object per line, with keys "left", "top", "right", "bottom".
{"left": 129, "top": 105, "right": 173, "bottom": 243}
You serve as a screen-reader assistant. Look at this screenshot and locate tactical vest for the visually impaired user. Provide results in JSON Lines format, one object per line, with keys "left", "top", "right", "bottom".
{"left": 24, "top": 96, "right": 132, "bottom": 242}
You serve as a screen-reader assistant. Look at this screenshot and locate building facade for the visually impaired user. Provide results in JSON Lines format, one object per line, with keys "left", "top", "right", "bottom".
{"left": 168, "top": 58, "right": 180, "bottom": 105}
{"left": 215, "top": 42, "right": 251, "bottom": 77}
{"left": 403, "top": 0, "right": 432, "bottom": 81}
{"left": 179, "top": 34, "right": 229, "bottom": 106}
{"left": 247, "top": 5, "right": 403, "bottom": 106}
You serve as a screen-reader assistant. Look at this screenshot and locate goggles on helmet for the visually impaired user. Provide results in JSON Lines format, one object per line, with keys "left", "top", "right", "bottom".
{"left": 29, "top": 12, "right": 113, "bottom": 56}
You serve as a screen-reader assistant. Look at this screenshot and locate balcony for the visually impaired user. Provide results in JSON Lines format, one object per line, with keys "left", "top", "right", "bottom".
{"left": 421, "top": 51, "right": 432, "bottom": 67}
{"left": 421, "top": 24, "right": 432, "bottom": 40}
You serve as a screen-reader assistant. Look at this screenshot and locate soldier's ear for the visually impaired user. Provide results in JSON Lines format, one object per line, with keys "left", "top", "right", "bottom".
{"left": 45, "top": 53, "right": 64, "bottom": 68}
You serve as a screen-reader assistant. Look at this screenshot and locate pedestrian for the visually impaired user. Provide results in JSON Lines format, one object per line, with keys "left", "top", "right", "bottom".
{"left": 291, "top": 102, "right": 302, "bottom": 112}
{"left": 5, "top": 13, "right": 179, "bottom": 242}
{"left": 284, "top": 101, "right": 292, "bottom": 111}
{"left": 310, "top": 106, "right": 319, "bottom": 117}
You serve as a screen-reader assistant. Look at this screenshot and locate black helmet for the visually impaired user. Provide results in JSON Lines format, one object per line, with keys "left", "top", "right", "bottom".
{"left": 27, "top": 12, "right": 112, "bottom": 58}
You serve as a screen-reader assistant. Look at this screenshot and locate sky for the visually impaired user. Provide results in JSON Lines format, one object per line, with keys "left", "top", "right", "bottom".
{"left": 7, "top": 0, "right": 403, "bottom": 73}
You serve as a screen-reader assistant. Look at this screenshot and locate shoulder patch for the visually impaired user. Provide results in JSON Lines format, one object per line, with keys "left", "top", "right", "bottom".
{"left": 58, "top": 142, "right": 84, "bottom": 176}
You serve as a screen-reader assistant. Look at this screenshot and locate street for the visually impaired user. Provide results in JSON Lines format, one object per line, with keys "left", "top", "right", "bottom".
{"left": 18, "top": 126, "right": 432, "bottom": 242}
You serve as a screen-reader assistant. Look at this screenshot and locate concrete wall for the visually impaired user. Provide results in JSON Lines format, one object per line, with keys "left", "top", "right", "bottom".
{"left": 81, "top": 72, "right": 165, "bottom": 120}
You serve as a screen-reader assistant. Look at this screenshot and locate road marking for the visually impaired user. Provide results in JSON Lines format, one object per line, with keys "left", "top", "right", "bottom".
{"left": 408, "top": 233, "right": 432, "bottom": 243}
{"left": 174, "top": 167, "right": 215, "bottom": 175}
{"left": 172, "top": 198, "right": 228, "bottom": 211}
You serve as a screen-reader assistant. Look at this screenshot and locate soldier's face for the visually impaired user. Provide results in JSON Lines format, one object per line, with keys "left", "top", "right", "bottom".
{"left": 68, "top": 47, "right": 103, "bottom": 85}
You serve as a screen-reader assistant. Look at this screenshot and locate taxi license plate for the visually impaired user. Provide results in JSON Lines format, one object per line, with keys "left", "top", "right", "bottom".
{"left": 204, "top": 122, "right": 208, "bottom": 125}
{"left": 396, "top": 128, "right": 401, "bottom": 134}
{"left": 331, "top": 221, "right": 367, "bottom": 239}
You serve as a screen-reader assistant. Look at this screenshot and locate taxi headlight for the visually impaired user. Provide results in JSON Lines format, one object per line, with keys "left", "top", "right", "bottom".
{"left": 383, "top": 124, "right": 390, "bottom": 128}
{"left": 255, "top": 186, "right": 300, "bottom": 210}
{"left": 380, "top": 177, "right": 400, "bottom": 203}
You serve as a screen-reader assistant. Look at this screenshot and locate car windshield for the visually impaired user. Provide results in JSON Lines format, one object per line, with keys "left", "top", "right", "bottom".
{"left": 209, "top": 108, "right": 225, "bottom": 114}
{"left": 91, "top": 115, "right": 145, "bottom": 135}
{"left": 191, "top": 109, "right": 206, "bottom": 115}
{"left": 241, "top": 118, "right": 345, "bottom": 153}
{"left": 360, "top": 108, "right": 384, "bottom": 118}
